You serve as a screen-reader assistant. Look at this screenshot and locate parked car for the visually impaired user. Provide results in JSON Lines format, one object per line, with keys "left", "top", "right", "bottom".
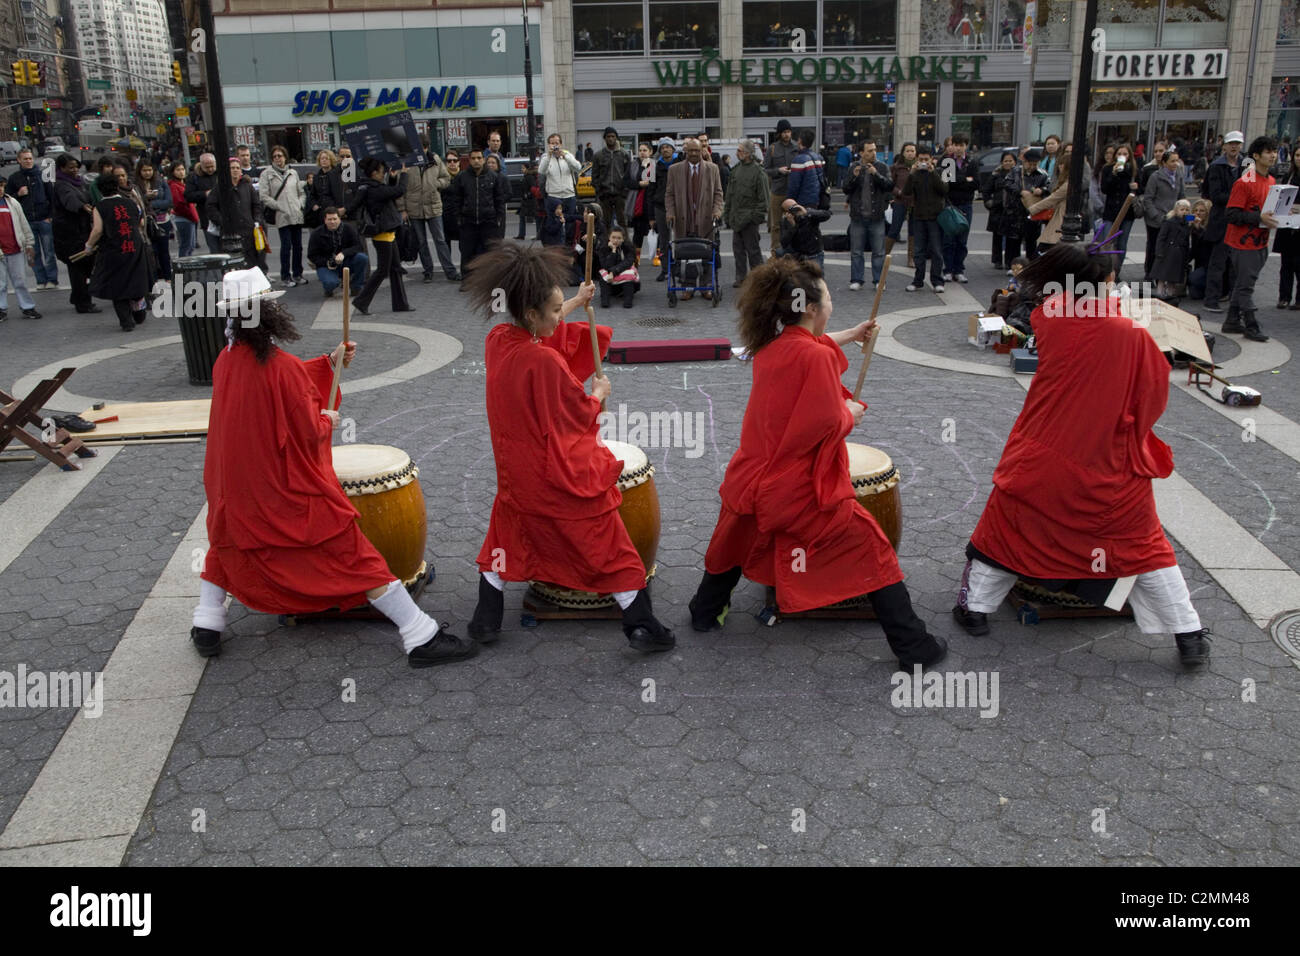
{"left": 40, "top": 140, "right": 66, "bottom": 157}
{"left": 0, "top": 141, "right": 22, "bottom": 163}
{"left": 502, "top": 156, "right": 529, "bottom": 207}
{"left": 972, "top": 147, "right": 1018, "bottom": 197}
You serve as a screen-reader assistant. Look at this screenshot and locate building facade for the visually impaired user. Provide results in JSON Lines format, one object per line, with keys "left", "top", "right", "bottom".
{"left": 211, "top": 1, "right": 546, "bottom": 164}
{"left": 71, "top": 0, "right": 174, "bottom": 123}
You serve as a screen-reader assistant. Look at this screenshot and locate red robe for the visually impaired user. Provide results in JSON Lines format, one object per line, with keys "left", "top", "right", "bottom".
{"left": 475, "top": 319, "right": 647, "bottom": 593}
{"left": 971, "top": 294, "right": 1176, "bottom": 578}
{"left": 202, "top": 343, "right": 393, "bottom": 613}
{"left": 704, "top": 325, "right": 902, "bottom": 612}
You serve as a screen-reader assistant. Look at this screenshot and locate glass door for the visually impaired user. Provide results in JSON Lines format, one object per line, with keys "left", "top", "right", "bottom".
{"left": 1091, "top": 120, "right": 1150, "bottom": 167}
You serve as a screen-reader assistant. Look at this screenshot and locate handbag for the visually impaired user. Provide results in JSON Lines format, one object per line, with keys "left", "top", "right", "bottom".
{"left": 938, "top": 203, "right": 969, "bottom": 237}
{"left": 1030, "top": 206, "right": 1054, "bottom": 222}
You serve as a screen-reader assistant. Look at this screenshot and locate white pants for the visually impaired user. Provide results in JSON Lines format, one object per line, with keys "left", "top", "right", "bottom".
{"left": 961, "top": 558, "right": 1201, "bottom": 635}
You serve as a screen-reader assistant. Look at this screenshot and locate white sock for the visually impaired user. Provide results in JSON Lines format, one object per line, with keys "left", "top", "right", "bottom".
{"left": 193, "top": 580, "right": 228, "bottom": 632}
{"left": 369, "top": 580, "right": 439, "bottom": 652}
{"left": 483, "top": 571, "right": 504, "bottom": 591}
{"left": 612, "top": 589, "right": 638, "bottom": 610}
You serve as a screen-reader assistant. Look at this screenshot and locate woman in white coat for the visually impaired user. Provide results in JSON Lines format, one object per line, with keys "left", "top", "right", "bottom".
{"left": 260, "top": 146, "right": 308, "bottom": 286}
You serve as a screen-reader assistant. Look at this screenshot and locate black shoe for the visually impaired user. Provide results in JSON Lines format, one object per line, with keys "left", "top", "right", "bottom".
{"left": 1278, "top": 300, "right": 1291, "bottom": 309}
{"left": 951, "top": 604, "right": 990, "bottom": 636}
{"left": 22, "top": 308, "right": 41, "bottom": 320}
{"left": 408, "top": 629, "right": 480, "bottom": 668}
{"left": 1202, "top": 300, "right": 1224, "bottom": 313}
{"left": 133, "top": 310, "right": 146, "bottom": 325}
{"left": 324, "top": 287, "right": 335, "bottom": 298}
{"left": 623, "top": 294, "right": 634, "bottom": 309}
{"left": 353, "top": 303, "right": 370, "bottom": 315}
{"left": 119, "top": 321, "right": 134, "bottom": 332}
{"left": 627, "top": 625, "right": 676, "bottom": 653}
{"left": 1175, "top": 628, "right": 1212, "bottom": 668}
{"left": 622, "top": 589, "right": 676, "bottom": 652}
{"left": 190, "top": 626, "right": 221, "bottom": 658}
{"left": 53, "top": 414, "right": 95, "bottom": 433}
{"left": 76, "top": 304, "right": 103, "bottom": 314}
{"left": 0, "top": 309, "right": 6, "bottom": 322}
{"left": 447, "top": 272, "right": 462, "bottom": 281}
{"left": 1221, "top": 306, "right": 1244, "bottom": 334}
{"left": 467, "top": 577, "right": 503, "bottom": 644}
{"left": 688, "top": 595, "right": 728, "bottom": 632}
{"left": 423, "top": 274, "right": 434, "bottom": 283}
{"left": 1241, "top": 312, "right": 1269, "bottom": 342}
{"left": 392, "top": 306, "right": 415, "bottom": 312}
{"left": 599, "top": 290, "right": 611, "bottom": 309}
{"left": 898, "top": 635, "right": 948, "bottom": 671}
{"left": 397, "top": 266, "right": 409, "bottom": 275}
{"left": 656, "top": 271, "right": 667, "bottom": 282}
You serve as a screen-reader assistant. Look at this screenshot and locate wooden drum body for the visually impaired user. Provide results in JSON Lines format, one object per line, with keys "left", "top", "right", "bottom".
{"left": 530, "top": 440, "right": 661, "bottom": 609}
{"left": 332, "top": 444, "right": 428, "bottom": 586}
{"left": 846, "top": 442, "right": 902, "bottom": 551}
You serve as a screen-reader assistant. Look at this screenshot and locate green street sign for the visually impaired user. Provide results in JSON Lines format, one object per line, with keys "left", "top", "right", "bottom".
{"left": 87, "top": 79, "right": 111, "bottom": 90}
{"left": 183, "top": 96, "right": 197, "bottom": 104}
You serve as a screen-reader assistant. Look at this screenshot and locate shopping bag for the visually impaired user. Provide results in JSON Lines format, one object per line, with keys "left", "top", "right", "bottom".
{"left": 642, "top": 229, "right": 658, "bottom": 261}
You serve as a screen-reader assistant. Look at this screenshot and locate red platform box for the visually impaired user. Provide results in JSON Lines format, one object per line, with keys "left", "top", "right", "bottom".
{"left": 606, "top": 338, "right": 734, "bottom": 364}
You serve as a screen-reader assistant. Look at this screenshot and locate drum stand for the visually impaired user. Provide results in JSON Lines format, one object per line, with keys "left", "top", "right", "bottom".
{"left": 758, "top": 587, "right": 878, "bottom": 625}
{"left": 278, "top": 562, "right": 435, "bottom": 626}
{"left": 1007, "top": 581, "right": 1133, "bottom": 625}
{"left": 520, "top": 589, "right": 624, "bottom": 623}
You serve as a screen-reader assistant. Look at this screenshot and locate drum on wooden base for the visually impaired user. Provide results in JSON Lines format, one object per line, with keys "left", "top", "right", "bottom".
{"left": 529, "top": 440, "right": 661, "bottom": 609}
{"left": 333, "top": 444, "right": 428, "bottom": 586}
{"left": 847, "top": 442, "right": 901, "bottom": 551}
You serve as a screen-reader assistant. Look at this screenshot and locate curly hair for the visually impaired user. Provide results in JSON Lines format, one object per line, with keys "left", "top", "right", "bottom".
{"left": 460, "top": 241, "right": 575, "bottom": 329}
{"left": 734, "top": 256, "right": 826, "bottom": 356}
{"left": 231, "top": 299, "right": 302, "bottom": 363}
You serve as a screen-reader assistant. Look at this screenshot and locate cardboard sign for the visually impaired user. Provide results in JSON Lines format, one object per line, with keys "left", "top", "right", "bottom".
{"left": 1266, "top": 184, "right": 1300, "bottom": 230}
{"left": 1122, "top": 299, "right": 1213, "bottom": 363}
{"left": 340, "top": 103, "right": 428, "bottom": 169}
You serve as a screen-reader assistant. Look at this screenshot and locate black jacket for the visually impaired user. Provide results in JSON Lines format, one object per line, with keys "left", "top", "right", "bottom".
{"left": 309, "top": 166, "right": 345, "bottom": 216}
{"left": 347, "top": 176, "right": 405, "bottom": 235}
{"left": 1204, "top": 154, "right": 1243, "bottom": 242}
{"left": 1150, "top": 216, "right": 1191, "bottom": 284}
{"left": 843, "top": 159, "right": 893, "bottom": 221}
{"left": 51, "top": 174, "right": 93, "bottom": 258}
{"left": 944, "top": 154, "right": 979, "bottom": 205}
{"left": 903, "top": 167, "right": 949, "bottom": 221}
{"left": 779, "top": 207, "right": 830, "bottom": 259}
{"left": 650, "top": 154, "right": 677, "bottom": 208}
{"left": 205, "top": 176, "right": 262, "bottom": 236}
{"left": 7, "top": 166, "right": 52, "bottom": 220}
{"left": 1100, "top": 163, "right": 1139, "bottom": 223}
{"left": 597, "top": 241, "right": 636, "bottom": 276}
{"left": 450, "top": 168, "right": 506, "bottom": 227}
{"left": 184, "top": 168, "right": 219, "bottom": 228}
{"left": 307, "top": 222, "right": 365, "bottom": 269}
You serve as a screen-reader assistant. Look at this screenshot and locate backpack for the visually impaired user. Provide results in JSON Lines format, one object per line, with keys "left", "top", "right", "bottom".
{"left": 353, "top": 184, "right": 378, "bottom": 236}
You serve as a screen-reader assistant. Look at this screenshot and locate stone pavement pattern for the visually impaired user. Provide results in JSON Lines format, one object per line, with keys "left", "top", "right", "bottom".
{"left": 1, "top": 212, "right": 1298, "bottom": 865}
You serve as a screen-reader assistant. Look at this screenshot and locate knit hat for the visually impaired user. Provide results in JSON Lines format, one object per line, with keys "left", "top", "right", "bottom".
{"left": 656, "top": 137, "right": 675, "bottom": 150}
{"left": 776, "top": 119, "right": 793, "bottom": 134}
{"left": 603, "top": 126, "right": 618, "bottom": 137}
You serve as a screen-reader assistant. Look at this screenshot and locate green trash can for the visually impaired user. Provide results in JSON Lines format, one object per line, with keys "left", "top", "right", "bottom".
{"left": 173, "top": 254, "right": 238, "bottom": 386}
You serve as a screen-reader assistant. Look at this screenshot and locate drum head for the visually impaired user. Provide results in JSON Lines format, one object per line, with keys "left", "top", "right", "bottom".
{"left": 846, "top": 442, "right": 894, "bottom": 481}
{"left": 603, "top": 439, "right": 654, "bottom": 490}
{"left": 333, "top": 444, "right": 411, "bottom": 480}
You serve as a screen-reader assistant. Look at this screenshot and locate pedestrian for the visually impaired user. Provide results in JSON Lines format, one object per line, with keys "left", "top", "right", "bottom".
{"left": 1187, "top": 199, "right": 1213, "bottom": 299}
{"left": 397, "top": 143, "right": 459, "bottom": 282}
{"left": 779, "top": 198, "right": 830, "bottom": 268}
{"left": 1013, "top": 148, "right": 1050, "bottom": 260}
{"left": 1201, "top": 130, "right": 1245, "bottom": 312}
{"left": 6, "top": 149, "right": 58, "bottom": 290}
{"left": 584, "top": 142, "right": 594, "bottom": 162}
{"left": 568, "top": 202, "right": 606, "bottom": 286}
{"left": 1025, "top": 151, "right": 1072, "bottom": 252}
{"left": 664, "top": 137, "right": 724, "bottom": 299}
{"left": 538, "top": 132, "right": 582, "bottom": 242}
{"left": 0, "top": 178, "right": 40, "bottom": 321}
{"left": 1151, "top": 199, "right": 1193, "bottom": 301}
{"left": 686, "top": 256, "right": 949, "bottom": 673}
{"left": 306, "top": 149, "right": 344, "bottom": 230}
{"left": 306, "top": 206, "right": 368, "bottom": 298}
{"left": 987, "top": 151, "right": 1019, "bottom": 269}
{"left": 650, "top": 138, "right": 677, "bottom": 277}
{"left": 168, "top": 164, "right": 199, "bottom": 258}
{"left": 348, "top": 156, "right": 410, "bottom": 315}
{"left": 337, "top": 146, "right": 359, "bottom": 224}
{"left": 206, "top": 157, "right": 267, "bottom": 274}
{"left": 484, "top": 130, "right": 505, "bottom": 166}
{"left": 51, "top": 154, "right": 98, "bottom": 313}
{"left": 87, "top": 156, "right": 115, "bottom": 204}
{"left": 1275, "top": 158, "right": 1300, "bottom": 310}
{"left": 953, "top": 243, "right": 1212, "bottom": 670}
{"left": 85, "top": 171, "right": 150, "bottom": 331}
{"left": 259, "top": 145, "right": 308, "bottom": 286}
{"left": 439, "top": 150, "right": 462, "bottom": 259}
{"left": 843, "top": 139, "right": 894, "bottom": 292}
{"left": 625, "top": 142, "right": 655, "bottom": 257}
{"left": 518, "top": 160, "right": 538, "bottom": 240}
{"left": 592, "top": 126, "right": 631, "bottom": 230}
{"left": 1040, "top": 134, "right": 1062, "bottom": 185}
{"left": 484, "top": 154, "right": 511, "bottom": 238}
{"left": 1220, "top": 136, "right": 1281, "bottom": 342}
{"left": 941, "top": 131, "right": 977, "bottom": 283}
{"left": 764, "top": 119, "right": 799, "bottom": 256}
{"left": 185, "top": 152, "right": 221, "bottom": 253}
{"left": 889, "top": 142, "right": 917, "bottom": 268}
{"left": 450, "top": 147, "right": 506, "bottom": 276}
{"left": 1099, "top": 143, "right": 1140, "bottom": 275}
{"left": 903, "top": 146, "right": 948, "bottom": 293}
{"left": 717, "top": 153, "right": 731, "bottom": 194}
{"left": 784, "top": 128, "right": 825, "bottom": 211}
{"left": 1142, "top": 148, "right": 1186, "bottom": 281}
{"left": 135, "top": 157, "right": 174, "bottom": 281}
{"left": 835, "top": 141, "right": 853, "bottom": 188}
{"left": 721, "top": 139, "right": 770, "bottom": 287}
{"left": 1137, "top": 139, "right": 1168, "bottom": 196}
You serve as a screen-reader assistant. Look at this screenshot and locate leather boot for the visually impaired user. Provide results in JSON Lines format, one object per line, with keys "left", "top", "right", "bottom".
{"left": 621, "top": 589, "right": 675, "bottom": 652}
{"left": 599, "top": 280, "right": 611, "bottom": 308}
{"left": 1220, "top": 304, "right": 1244, "bottom": 334}
{"left": 622, "top": 287, "right": 635, "bottom": 308}
{"left": 467, "top": 575, "right": 503, "bottom": 644}
{"left": 1241, "top": 310, "right": 1269, "bottom": 342}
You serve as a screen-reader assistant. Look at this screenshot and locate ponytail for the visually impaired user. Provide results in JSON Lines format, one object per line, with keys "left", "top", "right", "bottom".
{"left": 735, "top": 256, "right": 826, "bottom": 356}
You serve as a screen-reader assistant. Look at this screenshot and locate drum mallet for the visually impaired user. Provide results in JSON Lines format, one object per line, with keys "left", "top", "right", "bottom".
{"left": 852, "top": 253, "right": 890, "bottom": 402}
{"left": 327, "top": 267, "right": 351, "bottom": 411}
{"left": 583, "top": 211, "right": 606, "bottom": 410}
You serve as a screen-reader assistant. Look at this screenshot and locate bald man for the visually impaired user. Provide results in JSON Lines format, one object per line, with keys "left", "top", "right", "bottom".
{"left": 186, "top": 152, "right": 222, "bottom": 252}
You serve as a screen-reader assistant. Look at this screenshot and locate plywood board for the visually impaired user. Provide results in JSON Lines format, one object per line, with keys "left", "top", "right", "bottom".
{"left": 76, "top": 400, "right": 211, "bottom": 442}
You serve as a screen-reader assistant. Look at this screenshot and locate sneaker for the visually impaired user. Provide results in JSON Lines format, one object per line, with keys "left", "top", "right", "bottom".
{"left": 21, "top": 308, "right": 41, "bottom": 320}
{"left": 955, "top": 273, "right": 969, "bottom": 283}
{"left": 932, "top": 284, "right": 945, "bottom": 294}
{"left": 1202, "top": 300, "right": 1224, "bottom": 313}
{"left": 1175, "top": 628, "right": 1212, "bottom": 668}
{"left": 905, "top": 283, "right": 923, "bottom": 292}
{"left": 295, "top": 276, "right": 308, "bottom": 286}
{"left": 849, "top": 281, "right": 862, "bottom": 291}
{"left": 942, "top": 272, "right": 953, "bottom": 281}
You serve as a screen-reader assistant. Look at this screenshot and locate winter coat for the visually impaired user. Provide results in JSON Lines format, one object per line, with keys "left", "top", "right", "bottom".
{"left": 944, "top": 154, "right": 979, "bottom": 205}
{"left": 1026, "top": 177, "right": 1069, "bottom": 246}
{"left": 1100, "top": 162, "right": 1140, "bottom": 224}
{"left": 396, "top": 157, "right": 451, "bottom": 220}
{"left": 309, "top": 165, "right": 345, "bottom": 217}
{"left": 764, "top": 138, "right": 800, "bottom": 196}
{"left": 650, "top": 153, "right": 677, "bottom": 208}
{"left": 0, "top": 195, "right": 34, "bottom": 250}
{"left": 6, "top": 165, "right": 52, "bottom": 221}
{"left": 1142, "top": 168, "right": 1185, "bottom": 230}
{"left": 1150, "top": 216, "right": 1191, "bottom": 284}
{"left": 592, "top": 145, "right": 631, "bottom": 199}
{"left": 986, "top": 167, "right": 1018, "bottom": 235}
{"left": 450, "top": 168, "right": 505, "bottom": 227}
{"left": 538, "top": 149, "right": 581, "bottom": 199}
{"left": 259, "top": 164, "right": 306, "bottom": 227}
{"left": 307, "top": 222, "right": 365, "bottom": 270}
{"left": 1272, "top": 162, "right": 1300, "bottom": 257}
{"left": 169, "top": 179, "right": 198, "bottom": 223}
{"left": 184, "top": 168, "right": 219, "bottom": 228}
{"left": 779, "top": 207, "right": 831, "bottom": 260}
{"left": 51, "top": 173, "right": 93, "bottom": 259}
{"left": 664, "top": 159, "right": 723, "bottom": 238}
{"left": 205, "top": 175, "right": 263, "bottom": 236}
{"left": 347, "top": 176, "right": 405, "bottom": 236}
{"left": 891, "top": 158, "right": 915, "bottom": 208}
{"left": 138, "top": 178, "right": 173, "bottom": 223}
{"left": 721, "top": 158, "right": 771, "bottom": 231}
{"left": 785, "top": 149, "right": 825, "bottom": 209}
{"left": 843, "top": 159, "right": 893, "bottom": 222}
{"left": 597, "top": 240, "right": 636, "bottom": 276}
{"left": 903, "top": 167, "right": 949, "bottom": 221}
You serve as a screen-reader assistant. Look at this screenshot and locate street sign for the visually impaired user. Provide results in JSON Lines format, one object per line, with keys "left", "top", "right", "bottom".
{"left": 514, "top": 96, "right": 528, "bottom": 110}
{"left": 176, "top": 106, "right": 190, "bottom": 117}
{"left": 183, "top": 96, "right": 197, "bottom": 104}
{"left": 87, "top": 78, "right": 111, "bottom": 90}
{"left": 125, "top": 89, "right": 138, "bottom": 101}
{"left": 308, "top": 123, "right": 332, "bottom": 150}
{"left": 176, "top": 115, "right": 191, "bottom": 128}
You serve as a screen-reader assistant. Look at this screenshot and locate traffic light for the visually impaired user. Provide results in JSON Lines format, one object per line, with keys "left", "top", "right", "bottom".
{"left": 11, "top": 61, "right": 26, "bottom": 85}
{"left": 29, "top": 61, "right": 42, "bottom": 86}
{"left": 171, "top": 60, "right": 182, "bottom": 84}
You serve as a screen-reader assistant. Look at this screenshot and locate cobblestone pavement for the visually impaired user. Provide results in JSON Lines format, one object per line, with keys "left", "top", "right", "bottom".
{"left": 2, "top": 211, "right": 1298, "bottom": 866}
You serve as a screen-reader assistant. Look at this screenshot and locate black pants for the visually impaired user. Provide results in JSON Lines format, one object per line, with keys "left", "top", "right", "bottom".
{"left": 459, "top": 221, "right": 491, "bottom": 273}
{"left": 1020, "top": 221, "right": 1043, "bottom": 261}
{"left": 112, "top": 298, "right": 144, "bottom": 329}
{"left": 1204, "top": 239, "right": 1232, "bottom": 304}
{"left": 354, "top": 238, "right": 408, "bottom": 312}
{"left": 654, "top": 204, "right": 668, "bottom": 265}
{"left": 690, "top": 568, "right": 938, "bottom": 666}
{"left": 991, "top": 233, "right": 1017, "bottom": 267}
{"left": 1143, "top": 226, "right": 1159, "bottom": 279}
{"left": 64, "top": 256, "right": 94, "bottom": 309}
{"left": 1281, "top": 247, "right": 1300, "bottom": 303}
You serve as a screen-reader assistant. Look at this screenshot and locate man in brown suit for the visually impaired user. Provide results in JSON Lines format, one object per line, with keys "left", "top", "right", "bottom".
{"left": 665, "top": 138, "right": 724, "bottom": 300}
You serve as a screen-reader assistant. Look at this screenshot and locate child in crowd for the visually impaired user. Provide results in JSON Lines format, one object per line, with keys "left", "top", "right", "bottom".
{"left": 597, "top": 225, "right": 638, "bottom": 309}
{"left": 1151, "top": 199, "right": 1193, "bottom": 301}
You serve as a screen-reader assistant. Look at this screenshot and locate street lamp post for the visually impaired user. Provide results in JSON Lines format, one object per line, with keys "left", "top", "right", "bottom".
{"left": 196, "top": 0, "right": 242, "bottom": 261}
{"left": 521, "top": 0, "right": 537, "bottom": 157}
{"left": 1059, "top": 0, "right": 1100, "bottom": 245}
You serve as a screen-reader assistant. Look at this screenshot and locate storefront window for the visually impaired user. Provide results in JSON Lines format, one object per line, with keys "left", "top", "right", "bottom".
{"left": 612, "top": 91, "right": 720, "bottom": 120}
{"left": 822, "top": 1, "right": 897, "bottom": 48}
{"left": 1155, "top": 84, "right": 1221, "bottom": 111}
{"left": 1032, "top": 87, "right": 1067, "bottom": 144}
{"left": 820, "top": 89, "right": 890, "bottom": 152}
{"left": 1266, "top": 77, "right": 1299, "bottom": 142}
{"left": 1089, "top": 85, "right": 1153, "bottom": 112}
{"left": 1281, "top": 5, "right": 1300, "bottom": 46}
{"left": 1097, "top": 0, "right": 1161, "bottom": 50}
{"left": 950, "top": 86, "right": 1016, "bottom": 149}
{"left": 918, "top": 86, "right": 938, "bottom": 152}
{"left": 648, "top": 3, "right": 719, "bottom": 51}
{"left": 574, "top": 1, "right": 645, "bottom": 56}
{"left": 920, "top": 1, "right": 1070, "bottom": 52}
{"left": 743, "top": 89, "right": 814, "bottom": 118}
{"left": 1161, "top": 0, "right": 1229, "bottom": 48}
{"left": 742, "top": 2, "right": 818, "bottom": 52}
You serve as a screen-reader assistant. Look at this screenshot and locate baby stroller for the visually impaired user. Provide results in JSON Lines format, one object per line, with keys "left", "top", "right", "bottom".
{"left": 665, "top": 220, "right": 722, "bottom": 308}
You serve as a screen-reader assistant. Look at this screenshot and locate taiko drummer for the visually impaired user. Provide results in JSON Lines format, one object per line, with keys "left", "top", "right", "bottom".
{"left": 687, "top": 257, "right": 949, "bottom": 672}
{"left": 462, "top": 244, "right": 675, "bottom": 652}
{"left": 191, "top": 287, "right": 477, "bottom": 668}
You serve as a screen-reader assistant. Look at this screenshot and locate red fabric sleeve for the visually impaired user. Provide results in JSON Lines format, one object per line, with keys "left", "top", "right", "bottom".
{"left": 303, "top": 354, "right": 342, "bottom": 412}
{"left": 545, "top": 319, "right": 612, "bottom": 383}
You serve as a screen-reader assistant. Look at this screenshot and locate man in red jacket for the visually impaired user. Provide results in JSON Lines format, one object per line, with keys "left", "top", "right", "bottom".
{"left": 1220, "top": 136, "right": 1281, "bottom": 342}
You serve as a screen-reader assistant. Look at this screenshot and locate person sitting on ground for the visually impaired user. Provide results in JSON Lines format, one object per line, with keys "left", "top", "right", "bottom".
{"left": 988, "top": 256, "right": 1033, "bottom": 335}
{"left": 306, "top": 207, "right": 368, "bottom": 298}
{"left": 596, "top": 224, "right": 638, "bottom": 309}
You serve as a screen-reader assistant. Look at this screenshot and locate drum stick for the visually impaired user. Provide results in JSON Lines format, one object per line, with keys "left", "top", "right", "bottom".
{"left": 852, "top": 253, "right": 891, "bottom": 402}
{"left": 327, "top": 267, "right": 351, "bottom": 411}
{"left": 583, "top": 212, "right": 605, "bottom": 401}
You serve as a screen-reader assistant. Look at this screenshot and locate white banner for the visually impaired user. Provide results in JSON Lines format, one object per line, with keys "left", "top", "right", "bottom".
{"left": 1095, "top": 49, "right": 1228, "bottom": 82}
{"left": 446, "top": 117, "right": 469, "bottom": 147}
{"left": 1022, "top": 1, "right": 1036, "bottom": 66}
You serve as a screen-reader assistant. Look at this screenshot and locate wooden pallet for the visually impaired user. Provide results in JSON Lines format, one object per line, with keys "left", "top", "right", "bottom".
{"left": 76, "top": 399, "right": 211, "bottom": 442}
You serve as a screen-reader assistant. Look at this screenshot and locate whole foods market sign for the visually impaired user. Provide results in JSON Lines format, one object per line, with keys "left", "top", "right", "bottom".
{"left": 653, "top": 50, "right": 988, "bottom": 87}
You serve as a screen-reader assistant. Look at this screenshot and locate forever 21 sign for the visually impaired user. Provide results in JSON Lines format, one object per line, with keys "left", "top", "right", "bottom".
{"left": 1095, "top": 49, "right": 1227, "bottom": 83}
